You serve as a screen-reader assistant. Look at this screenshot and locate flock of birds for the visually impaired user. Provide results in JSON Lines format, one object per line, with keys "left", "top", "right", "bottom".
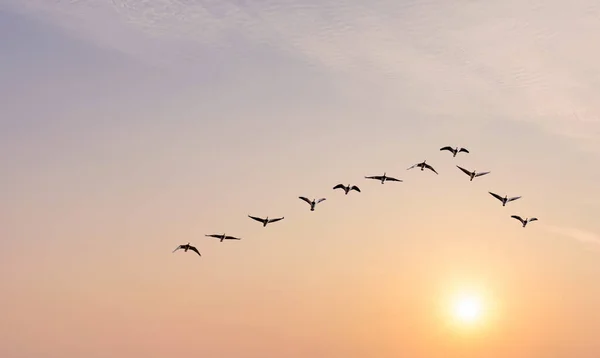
{"left": 173, "top": 145, "right": 538, "bottom": 257}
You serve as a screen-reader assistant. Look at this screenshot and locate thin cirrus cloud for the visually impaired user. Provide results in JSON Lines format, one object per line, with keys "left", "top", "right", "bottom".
{"left": 6, "top": 0, "right": 600, "bottom": 153}
{"left": 543, "top": 224, "right": 600, "bottom": 247}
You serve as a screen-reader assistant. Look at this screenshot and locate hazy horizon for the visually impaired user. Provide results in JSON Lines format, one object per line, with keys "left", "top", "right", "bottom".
{"left": 2, "top": 1, "right": 600, "bottom": 357}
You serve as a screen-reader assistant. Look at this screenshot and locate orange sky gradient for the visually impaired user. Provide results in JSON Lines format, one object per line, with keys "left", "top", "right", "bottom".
{"left": 2, "top": 1, "right": 600, "bottom": 357}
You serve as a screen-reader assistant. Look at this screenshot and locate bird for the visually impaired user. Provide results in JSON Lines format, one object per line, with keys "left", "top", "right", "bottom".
{"left": 456, "top": 165, "right": 490, "bottom": 181}
{"left": 489, "top": 192, "right": 522, "bottom": 206}
{"left": 299, "top": 196, "right": 326, "bottom": 211}
{"left": 248, "top": 215, "right": 284, "bottom": 227}
{"left": 511, "top": 215, "right": 538, "bottom": 228}
{"left": 333, "top": 184, "right": 361, "bottom": 195}
{"left": 440, "top": 146, "right": 469, "bottom": 157}
{"left": 407, "top": 160, "right": 438, "bottom": 174}
{"left": 205, "top": 233, "right": 242, "bottom": 242}
{"left": 365, "top": 172, "right": 403, "bottom": 184}
{"left": 172, "top": 243, "right": 201, "bottom": 257}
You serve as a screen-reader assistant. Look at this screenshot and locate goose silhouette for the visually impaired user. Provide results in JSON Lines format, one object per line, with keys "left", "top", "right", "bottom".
{"left": 172, "top": 243, "right": 201, "bottom": 257}
{"left": 333, "top": 184, "right": 361, "bottom": 195}
{"left": 440, "top": 146, "right": 469, "bottom": 157}
{"left": 365, "top": 172, "right": 402, "bottom": 184}
{"left": 248, "top": 215, "right": 284, "bottom": 227}
{"left": 299, "top": 197, "right": 326, "bottom": 211}
{"left": 511, "top": 215, "right": 538, "bottom": 228}
{"left": 407, "top": 160, "right": 438, "bottom": 174}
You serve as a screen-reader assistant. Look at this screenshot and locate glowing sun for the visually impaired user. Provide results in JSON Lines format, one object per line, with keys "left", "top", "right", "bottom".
{"left": 451, "top": 293, "right": 483, "bottom": 324}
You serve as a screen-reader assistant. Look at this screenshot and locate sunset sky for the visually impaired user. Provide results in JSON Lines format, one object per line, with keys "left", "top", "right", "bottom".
{"left": 2, "top": 1, "right": 600, "bottom": 357}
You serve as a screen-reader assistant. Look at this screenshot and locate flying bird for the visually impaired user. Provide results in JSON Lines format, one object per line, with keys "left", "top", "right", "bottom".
{"left": 440, "top": 146, "right": 469, "bottom": 157}
{"left": 365, "top": 172, "right": 403, "bottom": 184}
{"left": 299, "top": 196, "right": 326, "bottom": 211}
{"left": 511, "top": 215, "right": 538, "bottom": 227}
{"left": 333, "top": 184, "right": 361, "bottom": 195}
{"left": 407, "top": 160, "right": 438, "bottom": 174}
{"left": 172, "top": 243, "right": 201, "bottom": 257}
{"left": 489, "top": 192, "right": 522, "bottom": 206}
{"left": 248, "top": 215, "right": 284, "bottom": 227}
{"left": 205, "top": 233, "right": 242, "bottom": 242}
{"left": 456, "top": 165, "right": 490, "bottom": 181}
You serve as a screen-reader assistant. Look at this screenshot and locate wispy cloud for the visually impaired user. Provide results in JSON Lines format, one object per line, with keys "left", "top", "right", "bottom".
{"left": 5, "top": 0, "right": 600, "bottom": 151}
{"left": 543, "top": 224, "right": 600, "bottom": 247}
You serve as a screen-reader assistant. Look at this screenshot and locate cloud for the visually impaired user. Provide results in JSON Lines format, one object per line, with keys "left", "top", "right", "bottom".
{"left": 5, "top": 0, "right": 600, "bottom": 151}
{"left": 542, "top": 224, "right": 600, "bottom": 247}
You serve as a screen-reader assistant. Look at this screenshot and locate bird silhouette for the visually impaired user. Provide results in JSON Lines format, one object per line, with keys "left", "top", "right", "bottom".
{"left": 205, "top": 234, "right": 242, "bottom": 242}
{"left": 456, "top": 165, "right": 490, "bottom": 181}
{"left": 440, "top": 146, "right": 469, "bottom": 157}
{"left": 407, "top": 160, "right": 438, "bottom": 174}
{"left": 333, "top": 184, "right": 361, "bottom": 195}
{"left": 365, "top": 172, "right": 403, "bottom": 184}
{"left": 172, "top": 243, "right": 201, "bottom": 257}
{"left": 299, "top": 197, "right": 326, "bottom": 211}
{"left": 248, "top": 215, "right": 284, "bottom": 227}
{"left": 489, "top": 192, "right": 521, "bottom": 206}
{"left": 511, "top": 215, "right": 538, "bottom": 228}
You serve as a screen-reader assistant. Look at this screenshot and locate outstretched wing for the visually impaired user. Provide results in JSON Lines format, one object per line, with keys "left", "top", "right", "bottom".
{"left": 225, "top": 236, "right": 241, "bottom": 240}
{"left": 350, "top": 185, "right": 361, "bottom": 192}
{"left": 386, "top": 177, "right": 403, "bottom": 182}
{"left": 508, "top": 196, "right": 522, "bottom": 202}
{"left": 365, "top": 175, "right": 383, "bottom": 180}
{"left": 333, "top": 184, "right": 345, "bottom": 190}
{"left": 248, "top": 215, "right": 265, "bottom": 223}
{"left": 267, "top": 217, "right": 284, "bottom": 223}
{"left": 172, "top": 245, "right": 184, "bottom": 253}
{"left": 459, "top": 147, "right": 469, "bottom": 153}
{"left": 298, "top": 196, "right": 312, "bottom": 205}
{"left": 188, "top": 246, "right": 202, "bottom": 257}
{"left": 440, "top": 146, "right": 453, "bottom": 152}
{"left": 511, "top": 215, "right": 525, "bottom": 224}
{"left": 488, "top": 192, "right": 503, "bottom": 202}
{"left": 456, "top": 165, "right": 472, "bottom": 176}
{"left": 528, "top": 217, "right": 538, "bottom": 222}
{"left": 475, "top": 171, "right": 490, "bottom": 177}
{"left": 317, "top": 198, "right": 326, "bottom": 204}
{"left": 424, "top": 163, "right": 438, "bottom": 174}
{"left": 406, "top": 163, "right": 419, "bottom": 170}
{"left": 205, "top": 234, "right": 221, "bottom": 239}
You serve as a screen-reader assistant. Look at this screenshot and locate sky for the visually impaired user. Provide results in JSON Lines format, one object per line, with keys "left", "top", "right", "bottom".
{"left": 1, "top": 0, "right": 600, "bottom": 357}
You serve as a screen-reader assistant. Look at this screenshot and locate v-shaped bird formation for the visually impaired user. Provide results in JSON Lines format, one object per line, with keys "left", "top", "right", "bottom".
{"left": 173, "top": 144, "right": 539, "bottom": 258}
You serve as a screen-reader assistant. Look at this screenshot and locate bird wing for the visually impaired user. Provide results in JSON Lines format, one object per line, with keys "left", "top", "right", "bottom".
{"left": 459, "top": 148, "right": 469, "bottom": 153}
{"left": 386, "top": 177, "right": 402, "bottom": 182}
{"left": 188, "top": 246, "right": 202, "bottom": 256}
{"left": 205, "top": 234, "right": 221, "bottom": 239}
{"left": 172, "top": 245, "right": 184, "bottom": 253}
{"left": 225, "top": 236, "right": 241, "bottom": 240}
{"left": 475, "top": 171, "right": 490, "bottom": 177}
{"left": 299, "top": 196, "right": 312, "bottom": 205}
{"left": 333, "top": 184, "right": 345, "bottom": 190}
{"left": 248, "top": 215, "right": 265, "bottom": 223}
{"left": 317, "top": 198, "right": 326, "bottom": 203}
{"left": 350, "top": 185, "right": 361, "bottom": 192}
{"left": 508, "top": 196, "right": 522, "bottom": 202}
{"left": 365, "top": 176, "right": 383, "bottom": 180}
{"left": 268, "top": 217, "right": 284, "bottom": 223}
{"left": 456, "top": 165, "right": 472, "bottom": 176}
{"left": 424, "top": 163, "right": 438, "bottom": 174}
{"left": 511, "top": 215, "right": 525, "bottom": 224}
{"left": 528, "top": 217, "right": 538, "bottom": 222}
{"left": 440, "top": 146, "right": 453, "bottom": 152}
{"left": 488, "top": 192, "right": 503, "bottom": 201}
{"left": 406, "top": 163, "right": 418, "bottom": 170}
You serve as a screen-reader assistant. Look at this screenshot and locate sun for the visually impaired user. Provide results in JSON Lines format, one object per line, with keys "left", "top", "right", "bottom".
{"left": 452, "top": 294, "right": 482, "bottom": 324}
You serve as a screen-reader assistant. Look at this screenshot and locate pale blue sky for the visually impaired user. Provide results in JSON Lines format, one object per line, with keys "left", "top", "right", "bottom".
{"left": 2, "top": 1, "right": 600, "bottom": 357}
